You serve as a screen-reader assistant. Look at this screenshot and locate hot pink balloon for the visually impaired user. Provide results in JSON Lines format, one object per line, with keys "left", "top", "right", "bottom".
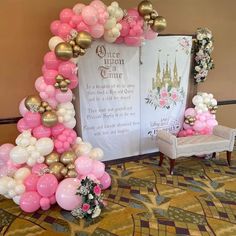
{"left": 33, "top": 125, "right": 51, "bottom": 139}
{"left": 55, "top": 178, "right": 82, "bottom": 211}
{"left": 17, "top": 118, "right": 30, "bottom": 132}
{"left": 24, "top": 112, "right": 41, "bottom": 129}
{"left": 91, "top": 160, "right": 105, "bottom": 179}
{"left": 37, "top": 174, "right": 58, "bottom": 197}
{"left": 60, "top": 9, "right": 74, "bottom": 23}
{"left": 68, "top": 75, "right": 78, "bottom": 89}
{"left": 70, "top": 15, "right": 83, "bottom": 28}
{"left": 24, "top": 174, "right": 40, "bottom": 191}
{"left": 57, "top": 23, "right": 72, "bottom": 40}
{"left": 19, "top": 98, "right": 28, "bottom": 116}
{"left": 50, "top": 20, "right": 61, "bottom": 35}
{"left": 51, "top": 123, "right": 65, "bottom": 137}
{"left": 20, "top": 191, "right": 41, "bottom": 213}
{"left": 124, "top": 36, "right": 141, "bottom": 47}
{"left": 120, "top": 21, "right": 130, "bottom": 37}
{"left": 77, "top": 22, "right": 90, "bottom": 33}
{"left": 44, "top": 52, "right": 61, "bottom": 70}
{"left": 32, "top": 163, "right": 48, "bottom": 175}
{"left": 90, "top": 24, "right": 104, "bottom": 38}
{"left": 75, "top": 156, "right": 93, "bottom": 176}
{"left": 55, "top": 89, "right": 73, "bottom": 103}
{"left": 58, "top": 61, "right": 77, "bottom": 78}
{"left": 43, "top": 69, "right": 58, "bottom": 85}
{"left": 127, "top": 9, "right": 140, "bottom": 21}
{"left": 99, "top": 172, "right": 111, "bottom": 190}
{"left": 40, "top": 197, "right": 51, "bottom": 211}
{"left": 82, "top": 6, "right": 98, "bottom": 26}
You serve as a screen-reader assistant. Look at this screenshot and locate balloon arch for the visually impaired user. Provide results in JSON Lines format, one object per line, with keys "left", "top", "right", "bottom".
{"left": 0, "top": 0, "right": 167, "bottom": 220}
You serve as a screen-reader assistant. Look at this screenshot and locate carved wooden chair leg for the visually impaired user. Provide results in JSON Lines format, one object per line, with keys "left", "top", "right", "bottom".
{"left": 227, "top": 151, "right": 231, "bottom": 166}
{"left": 169, "top": 158, "right": 175, "bottom": 175}
{"left": 159, "top": 152, "right": 164, "bottom": 167}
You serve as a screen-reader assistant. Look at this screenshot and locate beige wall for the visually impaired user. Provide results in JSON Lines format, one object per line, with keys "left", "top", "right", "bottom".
{"left": 0, "top": 0, "right": 235, "bottom": 129}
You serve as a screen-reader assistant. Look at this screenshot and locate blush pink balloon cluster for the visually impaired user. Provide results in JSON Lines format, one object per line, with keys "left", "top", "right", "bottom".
{"left": 178, "top": 93, "right": 218, "bottom": 137}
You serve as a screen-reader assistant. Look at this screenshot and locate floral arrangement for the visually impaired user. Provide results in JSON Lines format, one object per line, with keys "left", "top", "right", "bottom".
{"left": 193, "top": 28, "right": 214, "bottom": 83}
{"left": 71, "top": 177, "right": 104, "bottom": 220}
{"left": 146, "top": 87, "right": 184, "bottom": 109}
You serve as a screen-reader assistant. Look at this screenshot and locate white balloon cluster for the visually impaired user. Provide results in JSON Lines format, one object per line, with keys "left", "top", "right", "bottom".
{"left": 0, "top": 167, "right": 30, "bottom": 204}
{"left": 10, "top": 131, "right": 54, "bottom": 166}
{"left": 104, "top": 2, "right": 123, "bottom": 43}
{"left": 56, "top": 102, "right": 76, "bottom": 129}
{"left": 74, "top": 137, "right": 104, "bottom": 160}
{"left": 192, "top": 92, "right": 217, "bottom": 113}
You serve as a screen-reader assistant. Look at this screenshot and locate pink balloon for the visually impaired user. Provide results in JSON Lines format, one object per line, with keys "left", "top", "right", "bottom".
{"left": 17, "top": 118, "right": 30, "bottom": 132}
{"left": 70, "top": 15, "right": 83, "bottom": 28}
{"left": 124, "top": 36, "right": 141, "bottom": 47}
{"left": 90, "top": 0, "right": 106, "bottom": 10}
{"left": 58, "top": 61, "right": 77, "bottom": 78}
{"left": 0, "top": 144, "right": 14, "bottom": 163}
{"left": 40, "top": 197, "right": 51, "bottom": 211}
{"left": 193, "top": 120, "right": 205, "bottom": 132}
{"left": 91, "top": 160, "right": 105, "bottom": 179}
{"left": 55, "top": 89, "right": 73, "bottom": 103}
{"left": 82, "top": 6, "right": 98, "bottom": 26}
{"left": 144, "top": 29, "right": 156, "bottom": 40}
{"left": 19, "top": 98, "right": 28, "bottom": 116}
{"left": 73, "top": 3, "right": 85, "bottom": 15}
{"left": 37, "top": 174, "right": 58, "bottom": 197}
{"left": 90, "top": 24, "right": 104, "bottom": 38}
{"left": 75, "top": 156, "right": 93, "bottom": 176}
{"left": 99, "top": 172, "right": 111, "bottom": 190}
{"left": 32, "top": 163, "right": 48, "bottom": 175}
{"left": 77, "top": 22, "right": 91, "bottom": 33}
{"left": 127, "top": 9, "right": 140, "bottom": 21}
{"left": 44, "top": 52, "right": 61, "bottom": 70}
{"left": 120, "top": 21, "right": 130, "bottom": 37}
{"left": 35, "top": 76, "right": 45, "bottom": 92}
{"left": 24, "top": 112, "right": 41, "bottom": 129}
{"left": 80, "top": 174, "right": 98, "bottom": 182}
{"left": 51, "top": 123, "right": 65, "bottom": 137}
{"left": 49, "top": 195, "right": 56, "bottom": 205}
{"left": 55, "top": 178, "right": 82, "bottom": 211}
{"left": 68, "top": 75, "right": 78, "bottom": 89}
{"left": 33, "top": 125, "right": 51, "bottom": 139}
{"left": 183, "top": 123, "right": 192, "bottom": 130}
{"left": 115, "top": 36, "right": 124, "bottom": 44}
{"left": 20, "top": 191, "right": 41, "bottom": 213}
{"left": 57, "top": 23, "right": 72, "bottom": 40}
{"left": 43, "top": 69, "right": 58, "bottom": 85}
{"left": 184, "top": 108, "right": 196, "bottom": 117}
{"left": 50, "top": 20, "right": 61, "bottom": 35}
{"left": 60, "top": 9, "right": 74, "bottom": 23}
{"left": 24, "top": 174, "right": 40, "bottom": 191}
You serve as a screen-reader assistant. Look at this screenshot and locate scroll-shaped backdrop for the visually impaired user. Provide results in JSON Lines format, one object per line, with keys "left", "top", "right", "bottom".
{"left": 76, "top": 36, "right": 193, "bottom": 161}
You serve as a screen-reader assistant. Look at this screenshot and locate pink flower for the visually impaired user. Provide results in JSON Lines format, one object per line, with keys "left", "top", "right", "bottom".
{"left": 159, "top": 98, "right": 167, "bottom": 108}
{"left": 93, "top": 185, "right": 101, "bottom": 196}
{"left": 160, "top": 88, "right": 168, "bottom": 98}
{"left": 171, "top": 92, "right": 178, "bottom": 101}
{"left": 82, "top": 203, "right": 90, "bottom": 212}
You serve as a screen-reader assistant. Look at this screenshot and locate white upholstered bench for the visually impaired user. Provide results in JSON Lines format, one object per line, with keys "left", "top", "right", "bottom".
{"left": 157, "top": 125, "right": 236, "bottom": 174}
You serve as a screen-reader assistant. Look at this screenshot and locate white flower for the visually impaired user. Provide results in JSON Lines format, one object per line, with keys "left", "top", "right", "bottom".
{"left": 92, "top": 206, "right": 101, "bottom": 219}
{"left": 197, "top": 34, "right": 203, "bottom": 40}
{"left": 195, "top": 66, "right": 201, "bottom": 72}
{"left": 88, "top": 194, "right": 94, "bottom": 200}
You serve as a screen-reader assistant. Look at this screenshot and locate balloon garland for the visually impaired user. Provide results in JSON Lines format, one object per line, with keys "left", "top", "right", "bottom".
{"left": 0, "top": 0, "right": 166, "bottom": 219}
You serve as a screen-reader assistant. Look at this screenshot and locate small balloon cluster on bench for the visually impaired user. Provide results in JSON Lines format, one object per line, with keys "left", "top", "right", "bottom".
{"left": 178, "top": 92, "right": 218, "bottom": 137}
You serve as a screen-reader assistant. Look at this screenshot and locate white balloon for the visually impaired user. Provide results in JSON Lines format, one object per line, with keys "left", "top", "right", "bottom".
{"left": 104, "top": 33, "right": 116, "bottom": 43}
{"left": 14, "top": 168, "right": 31, "bottom": 181}
{"left": 48, "top": 36, "right": 64, "bottom": 51}
{"left": 8, "top": 189, "right": 16, "bottom": 198}
{"left": 0, "top": 177, "right": 12, "bottom": 195}
{"left": 37, "top": 156, "right": 45, "bottom": 164}
{"left": 89, "top": 148, "right": 104, "bottom": 160}
{"left": 15, "top": 184, "right": 25, "bottom": 195}
{"left": 76, "top": 137, "right": 83, "bottom": 144}
{"left": 13, "top": 195, "right": 21, "bottom": 205}
{"left": 64, "top": 118, "right": 76, "bottom": 129}
{"left": 30, "top": 137, "right": 37, "bottom": 145}
{"left": 7, "top": 179, "right": 16, "bottom": 189}
{"left": 211, "top": 99, "right": 217, "bottom": 106}
{"left": 35, "top": 138, "right": 54, "bottom": 156}
{"left": 75, "top": 142, "right": 92, "bottom": 156}
{"left": 105, "top": 18, "right": 116, "bottom": 30}
{"left": 10, "top": 146, "right": 28, "bottom": 164}
{"left": 27, "top": 157, "right": 37, "bottom": 167}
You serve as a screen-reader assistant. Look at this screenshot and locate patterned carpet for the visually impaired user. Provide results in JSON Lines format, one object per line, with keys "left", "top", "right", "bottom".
{"left": 1, "top": 152, "right": 236, "bottom": 236}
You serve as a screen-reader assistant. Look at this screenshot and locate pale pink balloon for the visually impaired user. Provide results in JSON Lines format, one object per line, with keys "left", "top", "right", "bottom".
{"left": 58, "top": 23, "right": 72, "bottom": 40}
{"left": 90, "top": 0, "right": 106, "bottom": 10}
{"left": 33, "top": 125, "right": 51, "bottom": 139}
{"left": 80, "top": 174, "right": 98, "bottom": 182}
{"left": 55, "top": 89, "right": 73, "bottom": 103}
{"left": 19, "top": 98, "right": 28, "bottom": 116}
{"left": 24, "top": 112, "right": 41, "bottom": 129}
{"left": 185, "top": 108, "right": 196, "bottom": 118}
{"left": 183, "top": 123, "right": 192, "bottom": 130}
{"left": 144, "top": 29, "right": 157, "bottom": 40}
{"left": 24, "top": 174, "right": 40, "bottom": 191}
{"left": 56, "top": 178, "right": 82, "bottom": 211}
{"left": 73, "top": 3, "right": 85, "bottom": 15}
{"left": 58, "top": 61, "right": 77, "bottom": 78}
{"left": 82, "top": 6, "right": 98, "bottom": 26}
{"left": 43, "top": 69, "right": 58, "bottom": 85}
{"left": 60, "top": 8, "right": 74, "bottom": 23}
{"left": 44, "top": 52, "right": 61, "bottom": 70}
{"left": 20, "top": 191, "right": 41, "bottom": 213}
{"left": 99, "top": 172, "right": 111, "bottom": 190}
{"left": 35, "top": 76, "right": 45, "bottom": 92}
{"left": 50, "top": 20, "right": 61, "bottom": 35}
{"left": 17, "top": 118, "right": 30, "bottom": 132}
{"left": 46, "top": 98, "right": 58, "bottom": 109}
{"left": 37, "top": 174, "right": 58, "bottom": 197}
{"left": 0, "top": 143, "right": 14, "bottom": 163}
{"left": 75, "top": 156, "right": 93, "bottom": 176}
{"left": 77, "top": 21, "right": 90, "bottom": 33}
{"left": 91, "top": 160, "right": 105, "bottom": 179}
{"left": 193, "top": 120, "right": 205, "bottom": 132}
{"left": 90, "top": 24, "right": 104, "bottom": 38}
{"left": 32, "top": 163, "right": 48, "bottom": 175}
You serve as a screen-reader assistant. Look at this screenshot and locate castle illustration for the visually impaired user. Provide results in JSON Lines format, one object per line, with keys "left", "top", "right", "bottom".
{"left": 152, "top": 58, "right": 181, "bottom": 90}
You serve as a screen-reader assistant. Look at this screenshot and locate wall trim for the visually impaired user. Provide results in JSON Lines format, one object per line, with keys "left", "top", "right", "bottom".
{"left": 218, "top": 100, "right": 236, "bottom": 106}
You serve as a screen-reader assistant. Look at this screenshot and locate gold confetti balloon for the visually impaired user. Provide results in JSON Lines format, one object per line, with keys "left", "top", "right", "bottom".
{"left": 25, "top": 95, "right": 41, "bottom": 112}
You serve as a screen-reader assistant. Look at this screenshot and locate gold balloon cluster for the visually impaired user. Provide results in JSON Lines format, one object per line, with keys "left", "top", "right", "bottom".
{"left": 184, "top": 115, "right": 196, "bottom": 126}
{"left": 54, "top": 75, "right": 71, "bottom": 92}
{"left": 138, "top": 0, "right": 167, "bottom": 33}
{"left": 55, "top": 32, "right": 92, "bottom": 61}
{"left": 38, "top": 101, "right": 52, "bottom": 114}
{"left": 208, "top": 105, "right": 218, "bottom": 114}
{"left": 46, "top": 151, "right": 77, "bottom": 180}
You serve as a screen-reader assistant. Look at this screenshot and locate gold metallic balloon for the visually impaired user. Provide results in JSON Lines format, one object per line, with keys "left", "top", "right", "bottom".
{"left": 151, "top": 16, "right": 167, "bottom": 33}
{"left": 42, "top": 111, "right": 58, "bottom": 127}
{"left": 151, "top": 11, "right": 158, "bottom": 20}
{"left": 60, "top": 167, "right": 68, "bottom": 176}
{"left": 60, "top": 151, "right": 76, "bottom": 165}
{"left": 45, "top": 152, "right": 60, "bottom": 165}
{"left": 59, "top": 81, "right": 68, "bottom": 88}
{"left": 75, "top": 32, "right": 92, "bottom": 49}
{"left": 66, "top": 169, "right": 78, "bottom": 178}
{"left": 138, "top": 0, "right": 153, "bottom": 16}
{"left": 144, "top": 14, "right": 151, "bottom": 21}
{"left": 55, "top": 75, "right": 64, "bottom": 83}
{"left": 25, "top": 95, "right": 41, "bottom": 112}
{"left": 67, "top": 163, "right": 75, "bottom": 170}
{"left": 55, "top": 42, "right": 73, "bottom": 61}
{"left": 49, "top": 162, "right": 65, "bottom": 180}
